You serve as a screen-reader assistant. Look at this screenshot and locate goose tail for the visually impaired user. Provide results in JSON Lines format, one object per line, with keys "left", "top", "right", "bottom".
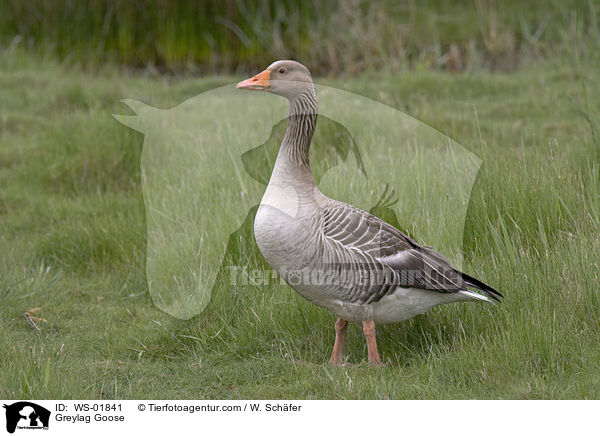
{"left": 458, "top": 271, "right": 503, "bottom": 303}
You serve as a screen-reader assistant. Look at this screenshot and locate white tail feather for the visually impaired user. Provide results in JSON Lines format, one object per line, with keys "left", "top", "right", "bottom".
{"left": 458, "top": 290, "right": 493, "bottom": 303}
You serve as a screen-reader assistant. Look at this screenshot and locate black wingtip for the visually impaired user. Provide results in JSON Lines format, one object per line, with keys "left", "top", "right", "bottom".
{"left": 460, "top": 271, "right": 503, "bottom": 302}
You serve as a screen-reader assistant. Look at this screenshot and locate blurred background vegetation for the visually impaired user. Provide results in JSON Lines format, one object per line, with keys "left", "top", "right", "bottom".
{"left": 1, "top": 0, "right": 599, "bottom": 74}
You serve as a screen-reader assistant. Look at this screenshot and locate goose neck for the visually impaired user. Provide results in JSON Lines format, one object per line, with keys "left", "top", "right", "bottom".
{"left": 280, "top": 87, "right": 318, "bottom": 169}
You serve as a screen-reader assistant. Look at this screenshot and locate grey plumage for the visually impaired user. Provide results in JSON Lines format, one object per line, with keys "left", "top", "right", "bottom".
{"left": 239, "top": 60, "right": 501, "bottom": 363}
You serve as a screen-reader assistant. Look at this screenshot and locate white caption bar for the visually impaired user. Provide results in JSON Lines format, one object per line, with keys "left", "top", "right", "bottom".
{"left": 0, "top": 400, "right": 596, "bottom": 435}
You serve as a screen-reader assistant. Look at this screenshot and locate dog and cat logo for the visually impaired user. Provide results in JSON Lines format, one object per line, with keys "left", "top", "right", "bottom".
{"left": 2, "top": 402, "right": 50, "bottom": 433}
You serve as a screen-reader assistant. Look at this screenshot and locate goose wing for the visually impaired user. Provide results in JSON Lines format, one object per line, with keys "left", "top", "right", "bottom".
{"left": 321, "top": 200, "right": 502, "bottom": 303}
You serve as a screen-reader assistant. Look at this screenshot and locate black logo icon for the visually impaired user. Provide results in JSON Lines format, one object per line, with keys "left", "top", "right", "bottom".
{"left": 3, "top": 402, "right": 50, "bottom": 434}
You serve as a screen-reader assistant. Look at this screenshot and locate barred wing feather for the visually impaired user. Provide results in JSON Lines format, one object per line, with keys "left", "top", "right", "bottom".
{"left": 321, "top": 201, "right": 502, "bottom": 302}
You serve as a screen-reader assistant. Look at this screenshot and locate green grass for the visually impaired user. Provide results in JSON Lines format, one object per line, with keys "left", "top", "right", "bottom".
{"left": 1, "top": 0, "right": 599, "bottom": 74}
{"left": 1, "top": 48, "right": 600, "bottom": 399}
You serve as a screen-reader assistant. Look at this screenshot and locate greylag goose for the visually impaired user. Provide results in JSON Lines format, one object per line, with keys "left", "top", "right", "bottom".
{"left": 237, "top": 60, "right": 502, "bottom": 365}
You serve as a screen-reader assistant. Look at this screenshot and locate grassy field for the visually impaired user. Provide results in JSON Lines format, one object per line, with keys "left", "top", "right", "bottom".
{"left": 1, "top": 48, "right": 599, "bottom": 399}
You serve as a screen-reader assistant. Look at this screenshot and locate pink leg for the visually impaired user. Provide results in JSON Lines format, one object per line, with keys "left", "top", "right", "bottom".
{"left": 362, "top": 319, "right": 383, "bottom": 366}
{"left": 329, "top": 317, "right": 349, "bottom": 365}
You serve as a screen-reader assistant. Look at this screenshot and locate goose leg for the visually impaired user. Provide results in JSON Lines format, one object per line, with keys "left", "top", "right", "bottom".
{"left": 362, "top": 319, "right": 382, "bottom": 366}
{"left": 329, "top": 317, "right": 348, "bottom": 365}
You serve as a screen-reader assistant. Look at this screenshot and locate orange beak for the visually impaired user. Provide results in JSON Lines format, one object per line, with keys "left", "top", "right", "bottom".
{"left": 236, "top": 69, "right": 271, "bottom": 91}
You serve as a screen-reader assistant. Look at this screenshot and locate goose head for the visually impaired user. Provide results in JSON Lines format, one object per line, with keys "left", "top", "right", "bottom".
{"left": 237, "top": 60, "right": 314, "bottom": 101}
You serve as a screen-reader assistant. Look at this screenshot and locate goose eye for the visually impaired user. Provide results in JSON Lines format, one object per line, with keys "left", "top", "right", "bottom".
{"left": 278, "top": 67, "right": 286, "bottom": 74}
